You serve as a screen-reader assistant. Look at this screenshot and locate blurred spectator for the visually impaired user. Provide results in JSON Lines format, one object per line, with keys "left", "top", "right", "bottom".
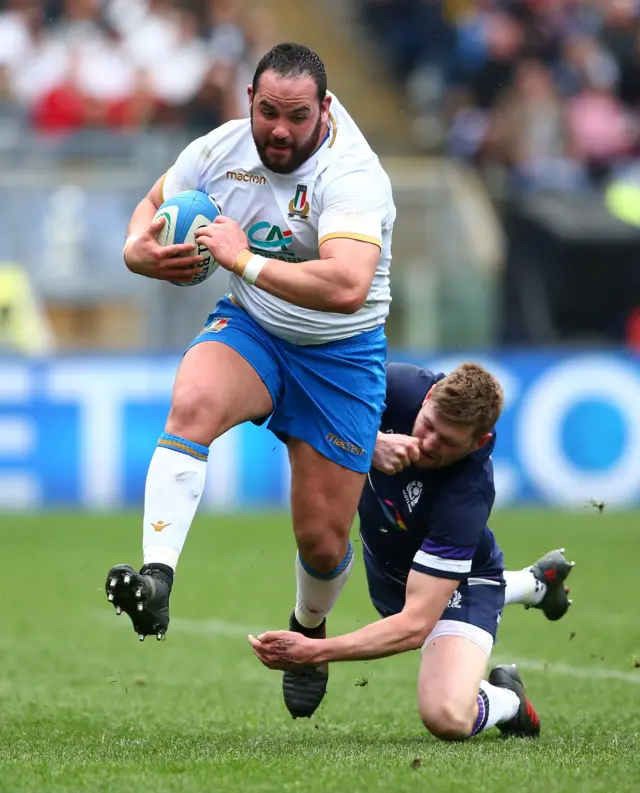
{"left": 602, "top": 0, "right": 640, "bottom": 106}
{"left": 482, "top": 60, "right": 567, "bottom": 172}
{"left": 10, "top": 5, "right": 71, "bottom": 110}
{"left": 368, "top": 0, "right": 457, "bottom": 80}
{"left": 600, "top": 0, "right": 638, "bottom": 67}
{"left": 50, "top": 0, "right": 104, "bottom": 45}
{"left": 74, "top": 24, "right": 141, "bottom": 116}
{"left": 184, "top": 60, "right": 233, "bottom": 133}
{"left": 122, "top": 0, "right": 182, "bottom": 70}
{"left": 618, "top": 27, "right": 640, "bottom": 107}
{"left": 147, "top": 8, "right": 209, "bottom": 117}
{"left": 458, "top": 11, "right": 524, "bottom": 109}
{"left": 555, "top": 34, "right": 619, "bottom": 97}
{"left": 564, "top": 71, "right": 634, "bottom": 179}
{"left": 207, "top": 0, "right": 245, "bottom": 65}
{"left": 230, "top": 6, "right": 277, "bottom": 116}
{"left": 0, "top": 0, "right": 34, "bottom": 70}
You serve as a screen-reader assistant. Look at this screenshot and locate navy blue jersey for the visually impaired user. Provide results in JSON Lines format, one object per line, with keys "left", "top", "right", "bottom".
{"left": 358, "top": 363, "right": 504, "bottom": 584}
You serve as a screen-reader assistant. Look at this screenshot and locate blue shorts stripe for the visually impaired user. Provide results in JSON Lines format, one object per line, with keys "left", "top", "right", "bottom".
{"left": 158, "top": 432, "right": 209, "bottom": 462}
{"left": 299, "top": 542, "right": 354, "bottom": 581}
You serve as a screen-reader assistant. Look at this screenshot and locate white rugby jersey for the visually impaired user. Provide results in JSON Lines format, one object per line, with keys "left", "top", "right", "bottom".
{"left": 161, "top": 93, "right": 396, "bottom": 345}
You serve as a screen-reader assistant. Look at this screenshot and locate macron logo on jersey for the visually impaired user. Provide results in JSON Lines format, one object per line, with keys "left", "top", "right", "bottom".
{"left": 403, "top": 481, "right": 423, "bottom": 512}
{"left": 226, "top": 170, "right": 266, "bottom": 185}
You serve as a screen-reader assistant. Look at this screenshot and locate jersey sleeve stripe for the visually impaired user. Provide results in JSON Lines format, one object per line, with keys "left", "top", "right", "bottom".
{"left": 319, "top": 231, "right": 382, "bottom": 248}
{"left": 328, "top": 112, "right": 338, "bottom": 148}
{"left": 158, "top": 170, "right": 170, "bottom": 203}
{"left": 411, "top": 562, "right": 465, "bottom": 580}
{"left": 421, "top": 538, "right": 477, "bottom": 560}
{"left": 413, "top": 550, "right": 472, "bottom": 574}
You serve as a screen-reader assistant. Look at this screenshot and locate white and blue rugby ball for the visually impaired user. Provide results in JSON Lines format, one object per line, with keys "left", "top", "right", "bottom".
{"left": 153, "top": 190, "right": 222, "bottom": 287}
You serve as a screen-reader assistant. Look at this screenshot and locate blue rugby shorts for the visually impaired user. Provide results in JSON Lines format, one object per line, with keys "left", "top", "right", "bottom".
{"left": 187, "top": 295, "right": 387, "bottom": 473}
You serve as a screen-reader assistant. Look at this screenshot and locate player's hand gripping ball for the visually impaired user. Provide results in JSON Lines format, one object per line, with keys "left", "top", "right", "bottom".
{"left": 153, "top": 190, "right": 222, "bottom": 286}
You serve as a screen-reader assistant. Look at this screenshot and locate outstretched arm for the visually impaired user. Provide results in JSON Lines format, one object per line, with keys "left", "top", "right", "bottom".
{"left": 249, "top": 571, "right": 458, "bottom": 667}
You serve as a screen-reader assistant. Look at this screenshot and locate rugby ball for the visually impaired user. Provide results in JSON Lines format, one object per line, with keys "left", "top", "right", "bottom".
{"left": 153, "top": 190, "right": 222, "bottom": 287}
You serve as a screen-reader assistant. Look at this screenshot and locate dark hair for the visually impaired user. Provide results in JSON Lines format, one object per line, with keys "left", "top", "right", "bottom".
{"left": 252, "top": 43, "right": 327, "bottom": 104}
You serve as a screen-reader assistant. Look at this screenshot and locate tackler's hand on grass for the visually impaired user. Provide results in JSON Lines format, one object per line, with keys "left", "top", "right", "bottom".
{"left": 249, "top": 631, "right": 319, "bottom": 671}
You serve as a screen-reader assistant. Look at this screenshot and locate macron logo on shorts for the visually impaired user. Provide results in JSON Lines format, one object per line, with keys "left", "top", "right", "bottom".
{"left": 325, "top": 433, "right": 365, "bottom": 456}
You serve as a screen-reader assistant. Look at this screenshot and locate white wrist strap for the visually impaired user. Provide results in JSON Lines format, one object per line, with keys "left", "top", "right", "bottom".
{"left": 233, "top": 250, "right": 268, "bottom": 286}
{"left": 242, "top": 254, "right": 268, "bottom": 285}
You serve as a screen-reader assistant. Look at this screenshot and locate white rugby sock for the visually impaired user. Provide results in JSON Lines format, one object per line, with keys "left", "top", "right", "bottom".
{"left": 471, "top": 681, "right": 520, "bottom": 735}
{"left": 142, "top": 433, "right": 208, "bottom": 571}
{"left": 504, "top": 568, "right": 547, "bottom": 606}
{"left": 294, "top": 543, "right": 354, "bottom": 629}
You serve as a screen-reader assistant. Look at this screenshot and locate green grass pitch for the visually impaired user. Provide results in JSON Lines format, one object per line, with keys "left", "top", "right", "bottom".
{"left": 1, "top": 509, "right": 638, "bottom": 792}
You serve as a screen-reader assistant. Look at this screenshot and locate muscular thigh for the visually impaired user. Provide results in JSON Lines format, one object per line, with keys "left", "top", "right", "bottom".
{"left": 418, "top": 579, "right": 503, "bottom": 718}
{"left": 167, "top": 296, "right": 285, "bottom": 445}
{"left": 418, "top": 633, "right": 490, "bottom": 715}
{"left": 170, "top": 342, "right": 274, "bottom": 438}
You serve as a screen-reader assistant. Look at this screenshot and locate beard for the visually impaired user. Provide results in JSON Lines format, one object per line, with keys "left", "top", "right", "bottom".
{"left": 251, "top": 111, "right": 325, "bottom": 175}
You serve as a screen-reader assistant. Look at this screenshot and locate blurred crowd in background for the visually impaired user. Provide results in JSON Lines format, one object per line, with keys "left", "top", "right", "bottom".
{"left": 2, "top": 0, "right": 639, "bottom": 193}
{"left": 0, "top": 0, "right": 275, "bottom": 135}
{"left": 1, "top": 0, "right": 638, "bottom": 352}
{"left": 360, "top": 0, "right": 640, "bottom": 192}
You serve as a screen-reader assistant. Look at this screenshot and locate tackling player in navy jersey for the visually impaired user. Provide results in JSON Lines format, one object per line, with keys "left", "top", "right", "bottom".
{"left": 250, "top": 362, "right": 574, "bottom": 740}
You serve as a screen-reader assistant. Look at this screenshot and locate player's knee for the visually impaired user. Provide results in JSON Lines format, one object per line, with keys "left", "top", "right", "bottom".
{"left": 419, "top": 701, "right": 474, "bottom": 741}
{"left": 167, "top": 388, "right": 225, "bottom": 443}
{"left": 297, "top": 534, "right": 350, "bottom": 575}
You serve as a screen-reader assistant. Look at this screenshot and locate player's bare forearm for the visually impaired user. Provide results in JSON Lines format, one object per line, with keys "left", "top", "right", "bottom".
{"left": 255, "top": 256, "right": 368, "bottom": 314}
{"left": 249, "top": 572, "right": 458, "bottom": 670}
{"left": 195, "top": 222, "right": 380, "bottom": 313}
{"left": 125, "top": 175, "right": 167, "bottom": 243}
{"left": 310, "top": 612, "right": 434, "bottom": 663}
{"left": 126, "top": 196, "right": 160, "bottom": 240}
{"left": 252, "top": 236, "right": 380, "bottom": 313}
{"left": 249, "top": 614, "right": 429, "bottom": 667}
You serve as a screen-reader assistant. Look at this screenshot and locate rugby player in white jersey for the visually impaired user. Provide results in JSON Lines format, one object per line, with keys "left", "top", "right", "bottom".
{"left": 104, "top": 43, "right": 396, "bottom": 719}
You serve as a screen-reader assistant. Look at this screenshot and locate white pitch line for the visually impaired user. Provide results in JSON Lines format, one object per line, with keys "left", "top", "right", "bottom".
{"left": 98, "top": 613, "right": 640, "bottom": 685}
{"left": 98, "top": 611, "right": 258, "bottom": 638}
{"left": 170, "top": 617, "right": 258, "bottom": 637}
{"left": 495, "top": 656, "right": 640, "bottom": 685}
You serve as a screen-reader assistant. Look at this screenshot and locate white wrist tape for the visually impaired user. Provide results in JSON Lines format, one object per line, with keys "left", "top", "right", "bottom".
{"left": 233, "top": 249, "right": 268, "bottom": 286}
{"left": 242, "top": 254, "right": 268, "bottom": 285}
